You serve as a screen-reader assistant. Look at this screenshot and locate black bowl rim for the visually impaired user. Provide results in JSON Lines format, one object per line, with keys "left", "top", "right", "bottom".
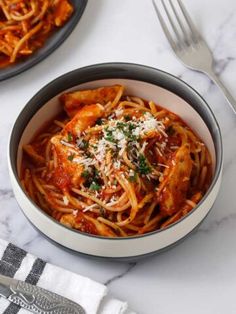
{"left": 0, "top": 0, "right": 87, "bottom": 82}
{"left": 9, "top": 62, "right": 223, "bottom": 242}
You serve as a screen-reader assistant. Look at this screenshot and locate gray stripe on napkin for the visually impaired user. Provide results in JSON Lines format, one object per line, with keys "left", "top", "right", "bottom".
{"left": 3, "top": 258, "right": 46, "bottom": 314}
{"left": 0, "top": 243, "right": 26, "bottom": 277}
{"left": 24, "top": 258, "right": 46, "bottom": 285}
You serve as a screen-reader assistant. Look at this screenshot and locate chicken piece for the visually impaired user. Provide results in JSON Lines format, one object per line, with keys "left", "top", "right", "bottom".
{"left": 157, "top": 144, "right": 193, "bottom": 216}
{"left": 53, "top": 0, "right": 74, "bottom": 27}
{"left": 23, "top": 144, "right": 45, "bottom": 166}
{"left": 60, "top": 85, "right": 124, "bottom": 117}
{"left": 62, "top": 103, "right": 105, "bottom": 137}
{"left": 51, "top": 103, "right": 105, "bottom": 188}
{"left": 161, "top": 192, "right": 202, "bottom": 228}
{"left": 50, "top": 135, "right": 83, "bottom": 188}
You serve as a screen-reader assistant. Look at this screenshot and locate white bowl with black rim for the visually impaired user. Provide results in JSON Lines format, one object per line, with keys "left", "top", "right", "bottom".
{"left": 8, "top": 63, "right": 223, "bottom": 260}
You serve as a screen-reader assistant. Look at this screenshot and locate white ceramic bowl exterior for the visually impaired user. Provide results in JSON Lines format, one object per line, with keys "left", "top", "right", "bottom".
{"left": 8, "top": 65, "right": 222, "bottom": 259}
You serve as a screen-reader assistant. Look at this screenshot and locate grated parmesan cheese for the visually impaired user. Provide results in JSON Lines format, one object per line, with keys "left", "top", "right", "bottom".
{"left": 72, "top": 210, "right": 78, "bottom": 216}
{"left": 63, "top": 196, "right": 69, "bottom": 205}
{"left": 115, "top": 108, "right": 124, "bottom": 117}
{"left": 114, "top": 160, "right": 121, "bottom": 169}
{"left": 57, "top": 109, "right": 169, "bottom": 186}
{"left": 83, "top": 204, "right": 99, "bottom": 212}
{"left": 158, "top": 163, "right": 169, "bottom": 168}
{"left": 73, "top": 157, "right": 96, "bottom": 167}
{"left": 60, "top": 140, "right": 74, "bottom": 148}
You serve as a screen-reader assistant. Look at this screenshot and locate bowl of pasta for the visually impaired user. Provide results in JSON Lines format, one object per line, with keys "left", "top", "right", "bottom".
{"left": 8, "top": 63, "right": 222, "bottom": 259}
{"left": 0, "top": 0, "right": 87, "bottom": 81}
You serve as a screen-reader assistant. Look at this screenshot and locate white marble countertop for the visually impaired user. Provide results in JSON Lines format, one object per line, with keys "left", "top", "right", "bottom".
{"left": 0, "top": 0, "right": 236, "bottom": 313}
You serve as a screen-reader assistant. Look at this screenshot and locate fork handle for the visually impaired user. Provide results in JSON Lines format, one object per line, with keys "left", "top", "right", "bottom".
{"left": 206, "top": 69, "right": 236, "bottom": 114}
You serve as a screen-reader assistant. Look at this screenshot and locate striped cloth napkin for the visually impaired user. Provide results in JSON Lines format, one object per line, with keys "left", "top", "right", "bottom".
{"left": 0, "top": 239, "right": 135, "bottom": 314}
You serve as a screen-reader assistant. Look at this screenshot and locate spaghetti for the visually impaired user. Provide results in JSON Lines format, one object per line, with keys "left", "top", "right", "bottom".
{"left": 21, "top": 85, "right": 212, "bottom": 237}
{"left": 0, "top": 0, "right": 74, "bottom": 68}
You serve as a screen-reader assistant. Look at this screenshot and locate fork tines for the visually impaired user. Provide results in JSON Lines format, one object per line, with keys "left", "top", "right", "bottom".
{"left": 152, "top": 0, "right": 200, "bottom": 49}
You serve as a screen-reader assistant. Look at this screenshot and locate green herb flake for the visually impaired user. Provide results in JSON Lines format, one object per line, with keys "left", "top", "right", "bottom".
{"left": 67, "top": 132, "right": 73, "bottom": 142}
{"left": 137, "top": 154, "right": 151, "bottom": 175}
{"left": 83, "top": 140, "right": 89, "bottom": 149}
{"left": 104, "top": 127, "right": 116, "bottom": 143}
{"left": 67, "top": 153, "right": 75, "bottom": 161}
{"left": 81, "top": 170, "right": 89, "bottom": 178}
{"left": 129, "top": 134, "right": 138, "bottom": 141}
{"left": 116, "top": 121, "right": 126, "bottom": 129}
{"left": 78, "top": 139, "right": 89, "bottom": 150}
{"left": 128, "top": 123, "right": 136, "bottom": 131}
{"left": 89, "top": 182, "right": 101, "bottom": 191}
{"left": 93, "top": 168, "right": 101, "bottom": 183}
{"left": 124, "top": 115, "right": 131, "bottom": 121}
{"left": 105, "top": 135, "right": 116, "bottom": 143}
{"left": 96, "top": 118, "right": 103, "bottom": 125}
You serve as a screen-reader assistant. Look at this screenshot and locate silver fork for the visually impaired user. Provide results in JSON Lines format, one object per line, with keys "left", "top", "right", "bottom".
{"left": 152, "top": 0, "right": 236, "bottom": 114}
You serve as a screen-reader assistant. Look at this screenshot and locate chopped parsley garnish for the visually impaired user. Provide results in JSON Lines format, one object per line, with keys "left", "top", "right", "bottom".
{"left": 126, "top": 124, "right": 138, "bottom": 140}
{"left": 128, "top": 133, "right": 138, "bottom": 141}
{"left": 89, "top": 182, "right": 101, "bottom": 191}
{"left": 115, "top": 121, "right": 138, "bottom": 141}
{"left": 81, "top": 170, "right": 89, "bottom": 178}
{"left": 105, "top": 135, "right": 115, "bottom": 143}
{"left": 83, "top": 167, "right": 102, "bottom": 189}
{"left": 67, "top": 153, "right": 75, "bottom": 161}
{"left": 116, "top": 121, "right": 126, "bottom": 129}
{"left": 67, "top": 132, "right": 73, "bottom": 142}
{"left": 128, "top": 123, "right": 137, "bottom": 131}
{"left": 77, "top": 139, "right": 89, "bottom": 150}
{"left": 104, "top": 127, "right": 116, "bottom": 143}
{"left": 96, "top": 118, "right": 103, "bottom": 125}
{"left": 94, "top": 168, "right": 100, "bottom": 179}
{"left": 137, "top": 154, "right": 151, "bottom": 175}
{"left": 124, "top": 115, "right": 131, "bottom": 121}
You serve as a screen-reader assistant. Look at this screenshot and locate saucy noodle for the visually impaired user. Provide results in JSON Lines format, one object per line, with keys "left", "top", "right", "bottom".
{"left": 21, "top": 85, "right": 212, "bottom": 237}
{"left": 0, "top": 0, "right": 74, "bottom": 68}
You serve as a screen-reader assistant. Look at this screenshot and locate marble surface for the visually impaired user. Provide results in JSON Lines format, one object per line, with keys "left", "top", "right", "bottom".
{"left": 0, "top": 0, "right": 236, "bottom": 313}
